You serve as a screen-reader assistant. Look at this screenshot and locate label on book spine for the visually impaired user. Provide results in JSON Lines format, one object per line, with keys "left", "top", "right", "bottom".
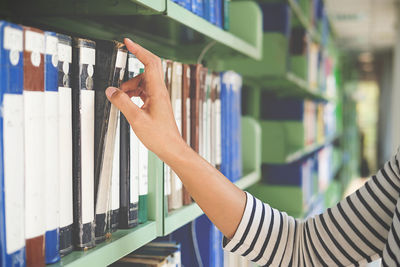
{"left": 80, "top": 47, "right": 95, "bottom": 65}
{"left": 4, "top": 26, "right": 22, "bottom": 66}
{"left": 45, "top": 35, "right": 58, "bottom": 68}
{"left": 44, "top": 91, "right": 59, "bottom": 230}
{"left": 81, "top": 90, "right": 95, "bottom": 224}
{"left": 58, "top": 43, "right": 72, "bottom": 63}
{"left": 58, "top": 86, "right": 73, "bottom": 228}
{"left": 24, "top": 91, "right": 45, "bottom": 239}
{"left": 3, "top": 94, "right": 25, "bottom": 253}
{"left": 116, "top": 51, "right": 127, "bottom": 69}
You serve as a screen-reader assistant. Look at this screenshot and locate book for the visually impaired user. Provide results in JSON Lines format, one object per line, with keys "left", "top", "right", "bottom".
{"left": 168, "top": 62, "right": 183, "bottom": 211}
{"left": 111, "top": 242, "right": 181, "bottom": 267}
{"left": 189, "top": 64, "right": 202, "bottom": 154}
{"left": 23, "top": 25, "right": 46, "bottom": 267}
{"left": 44, "top": 30, "right": 61, "bottom": 264}
{"left": 181, "top": 64, "right": 192, "bottom": 205}
{"left": 127, "top": 54, "right": 148, "bottom": 224}
{"left": 111, "top": 110, "right": 121, "bottom": 232}
{"left": 198, "top": 67, "right": 208, "bottom": 159}
{"left": 119, "top": 53, "right": 140, "bottom": 229}
{"left": 94, "top": 40, "right": 127, "bottom": 243}
{"left": 57, "top": 33, "right": 74, "bottom": 256}
{"left": 210, "top": 73, "right": 222, "bottom": 170}
{"left": 163, "top": 60, "right": 173, "bottom": 212}
{"left": 136, "top": 97, "right": 149, "bottom": 223}
{"left": 222, "top": 0, "right": 230, "bottom": 30}
{"left": 191, "top": 0, "right": 204, "bottom": 17}
{"left": 71, "top": 38, "right": 96, "bottom": 250}
{"left": 259, "top": 2, "right": 291, "bottom": 36}
{"left": 0, "top": 20, "right": 26, "bottom": 267}
{"left": 204, "top": 71, "right": 212, "bottom": 164}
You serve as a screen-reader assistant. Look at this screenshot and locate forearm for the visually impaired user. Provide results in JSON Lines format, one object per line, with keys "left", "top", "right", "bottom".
{"left": 160, "top": 137, "right": 246, "bottom": 239}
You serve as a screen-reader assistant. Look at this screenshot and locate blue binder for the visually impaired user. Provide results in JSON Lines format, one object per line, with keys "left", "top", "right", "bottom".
{"left": 0, "top": 20, "right": 26, "bottom": 267}
{"left": 260, "top": 92, "right": 304, "bottom": 121}
{"left": 44, "top": 31, "right": 61, "bottom": 264}
{"left": 192, "top": 0, "right": 204, "bottom": 17}
{"left": 260, "top": 2, "right": 291, "bottom": 37}
{"left": 215, "top": 0, "right": 223, "bottom": 27}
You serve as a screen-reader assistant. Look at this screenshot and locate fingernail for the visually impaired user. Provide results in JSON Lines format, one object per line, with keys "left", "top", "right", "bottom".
{"left": 106, "top": 87, "right": 118, "bottom": 99}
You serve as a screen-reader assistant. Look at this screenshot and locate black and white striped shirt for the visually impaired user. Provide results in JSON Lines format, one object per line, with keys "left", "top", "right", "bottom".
{"left": 223, "top": 149, "right": 400, "bottom": 266}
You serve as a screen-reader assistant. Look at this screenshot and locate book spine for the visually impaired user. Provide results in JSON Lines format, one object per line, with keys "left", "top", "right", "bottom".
{"left": 165, "top": 61, "right": 173, "bottom": 213}
{"left": 56, "top": 33, "right": 73, "bottom": 256}
{"left": 0, "top": 21, "right": 26, "bottom": 267}
{"left": 137, "top": 97, "right": 149, "bottom": 223}
{"left": 168, "top": 62, "right": 183, "bottom": 211}
{"left": 223, "top": 0, "right": 230, "bottom": 30}
{"left": 94, "top": 42, "right": 127, "bottom": 243}
{"left": 44, "top": 31, "right": 61, "bottom": 264}
{"left": 189, "top": 65, "right": 201, "bottom": 154}
{"left": 182, "top": 64, "right": 192, "bottom": 205}
{"left": 111, "top": 111, "right": 120, "bottom": 231}
{"left": 214, "top": 75, "right": 222, "bottom": 170}
{"left": 122, "top": 53, "right": 141, "bottom": 227}
{"left": 23, "top": 26, "right": 46, "bottom": 267}
{"left": 72, "top": 38, "right": 96, "bottom": 250}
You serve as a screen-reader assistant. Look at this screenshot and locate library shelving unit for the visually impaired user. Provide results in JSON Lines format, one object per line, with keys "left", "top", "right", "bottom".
{"left": 1, "top": 0, "right": 348, "bottom": 265}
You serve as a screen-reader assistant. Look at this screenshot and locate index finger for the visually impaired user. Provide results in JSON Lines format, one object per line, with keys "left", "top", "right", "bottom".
{"left": 124, "top": 38, "right": 159, "bottom": 67}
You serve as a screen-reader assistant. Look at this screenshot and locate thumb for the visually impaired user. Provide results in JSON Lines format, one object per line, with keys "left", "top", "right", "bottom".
{"left": 106, "top": 86, "right": 142, "bottom": 122}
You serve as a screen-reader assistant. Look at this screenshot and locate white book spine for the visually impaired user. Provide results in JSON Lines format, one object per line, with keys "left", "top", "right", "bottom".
{"left": 111, "top": 112, "right": 120, "bottom": 211}
{"left": 44, "top": 91, "right": 59, "bottom": 231}
{"left": 96, "top": 104, "right": 119, "bottom": 215}
{"left": 58, "top": 87, "right": 73, "bottom": 228}
{"left": 24, "top": 91, "right": 45, "bottom": 239}
{"left": 3, "top": 94, "right": 25, "bottom": 253}
{"left": 80, "top": 90, "right": 95, "bottom": 224}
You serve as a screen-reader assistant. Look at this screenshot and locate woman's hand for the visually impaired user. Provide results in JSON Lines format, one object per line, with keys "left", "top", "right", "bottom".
{"left": 106, "top": 38, "right": 246, "bottom": 240}
{"left": 105, "top": 38, "right": 187, "bottom": 162}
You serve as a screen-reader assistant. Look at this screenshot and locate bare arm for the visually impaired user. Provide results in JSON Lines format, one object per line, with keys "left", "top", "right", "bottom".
{"left": 106, "top": 38, "right": 246, "bottom": 239}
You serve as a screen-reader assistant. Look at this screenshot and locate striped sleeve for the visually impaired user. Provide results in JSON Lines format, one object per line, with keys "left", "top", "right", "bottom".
{"left": 223, "top": 149, "right": 400, "bottom": 266}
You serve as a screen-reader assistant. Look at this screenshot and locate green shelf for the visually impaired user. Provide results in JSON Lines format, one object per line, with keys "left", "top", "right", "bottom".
{"left": 166, "top": 0, "right": 263, "bottom": 60}
{"left": 249, "top": 72, "right": 329, "bottom": 101}
{"left": 51, "top": 221, "right": 158, "bottom": 267}
{"left": 9, "top": 0, "right": 262, "bottom": 61}
{"left": 284, "top": 135, "right": 340, "bottom": 163}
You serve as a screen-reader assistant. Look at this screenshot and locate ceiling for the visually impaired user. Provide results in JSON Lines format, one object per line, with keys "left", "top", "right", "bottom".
{"left": 325, "top": 0, "right": 398, "bottom": 52}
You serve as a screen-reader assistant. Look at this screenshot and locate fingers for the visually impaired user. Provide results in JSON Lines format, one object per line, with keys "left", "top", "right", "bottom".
{"left": 106, "top": 86, "right": 142, "bottom": 122}
{"left": 124, "top": 38, "right": 160, "bottom": 68}
{"left": 121, "top": 73, "right": 144, "bottom": 92}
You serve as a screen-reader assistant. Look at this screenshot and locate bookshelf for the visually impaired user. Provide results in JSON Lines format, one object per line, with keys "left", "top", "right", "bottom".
{"left": 1, "top": 0, "right": 347, "bottom": 265}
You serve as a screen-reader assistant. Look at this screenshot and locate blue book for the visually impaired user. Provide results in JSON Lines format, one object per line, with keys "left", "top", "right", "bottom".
{"left": 260, "top": 92, "right": 304, "bottom": 121}
{"left": 220, "top": 72, "right": 229, "bottom": 180}
{"left": 192, "top": 0, "right": 204, "bottom": 17}
{"left": 44, "top": 31, "right": 61, "bottom": 264}
{"left": 231, "top": 72, "right": 242, "bottom": 182}
{"left": 259, "top": 2, "right": 291, "bottom": 37}
{"left": 215, "top": 0, "right": 223, "bottom": 27}
{"left": 203, "top": 0, "right": 210, "bottom": 21}
{"left": 208, "top": 0, "right": 216, "bottom": 24}
{"left": 0, "top": 20, "right": 26, "bottom": 267}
